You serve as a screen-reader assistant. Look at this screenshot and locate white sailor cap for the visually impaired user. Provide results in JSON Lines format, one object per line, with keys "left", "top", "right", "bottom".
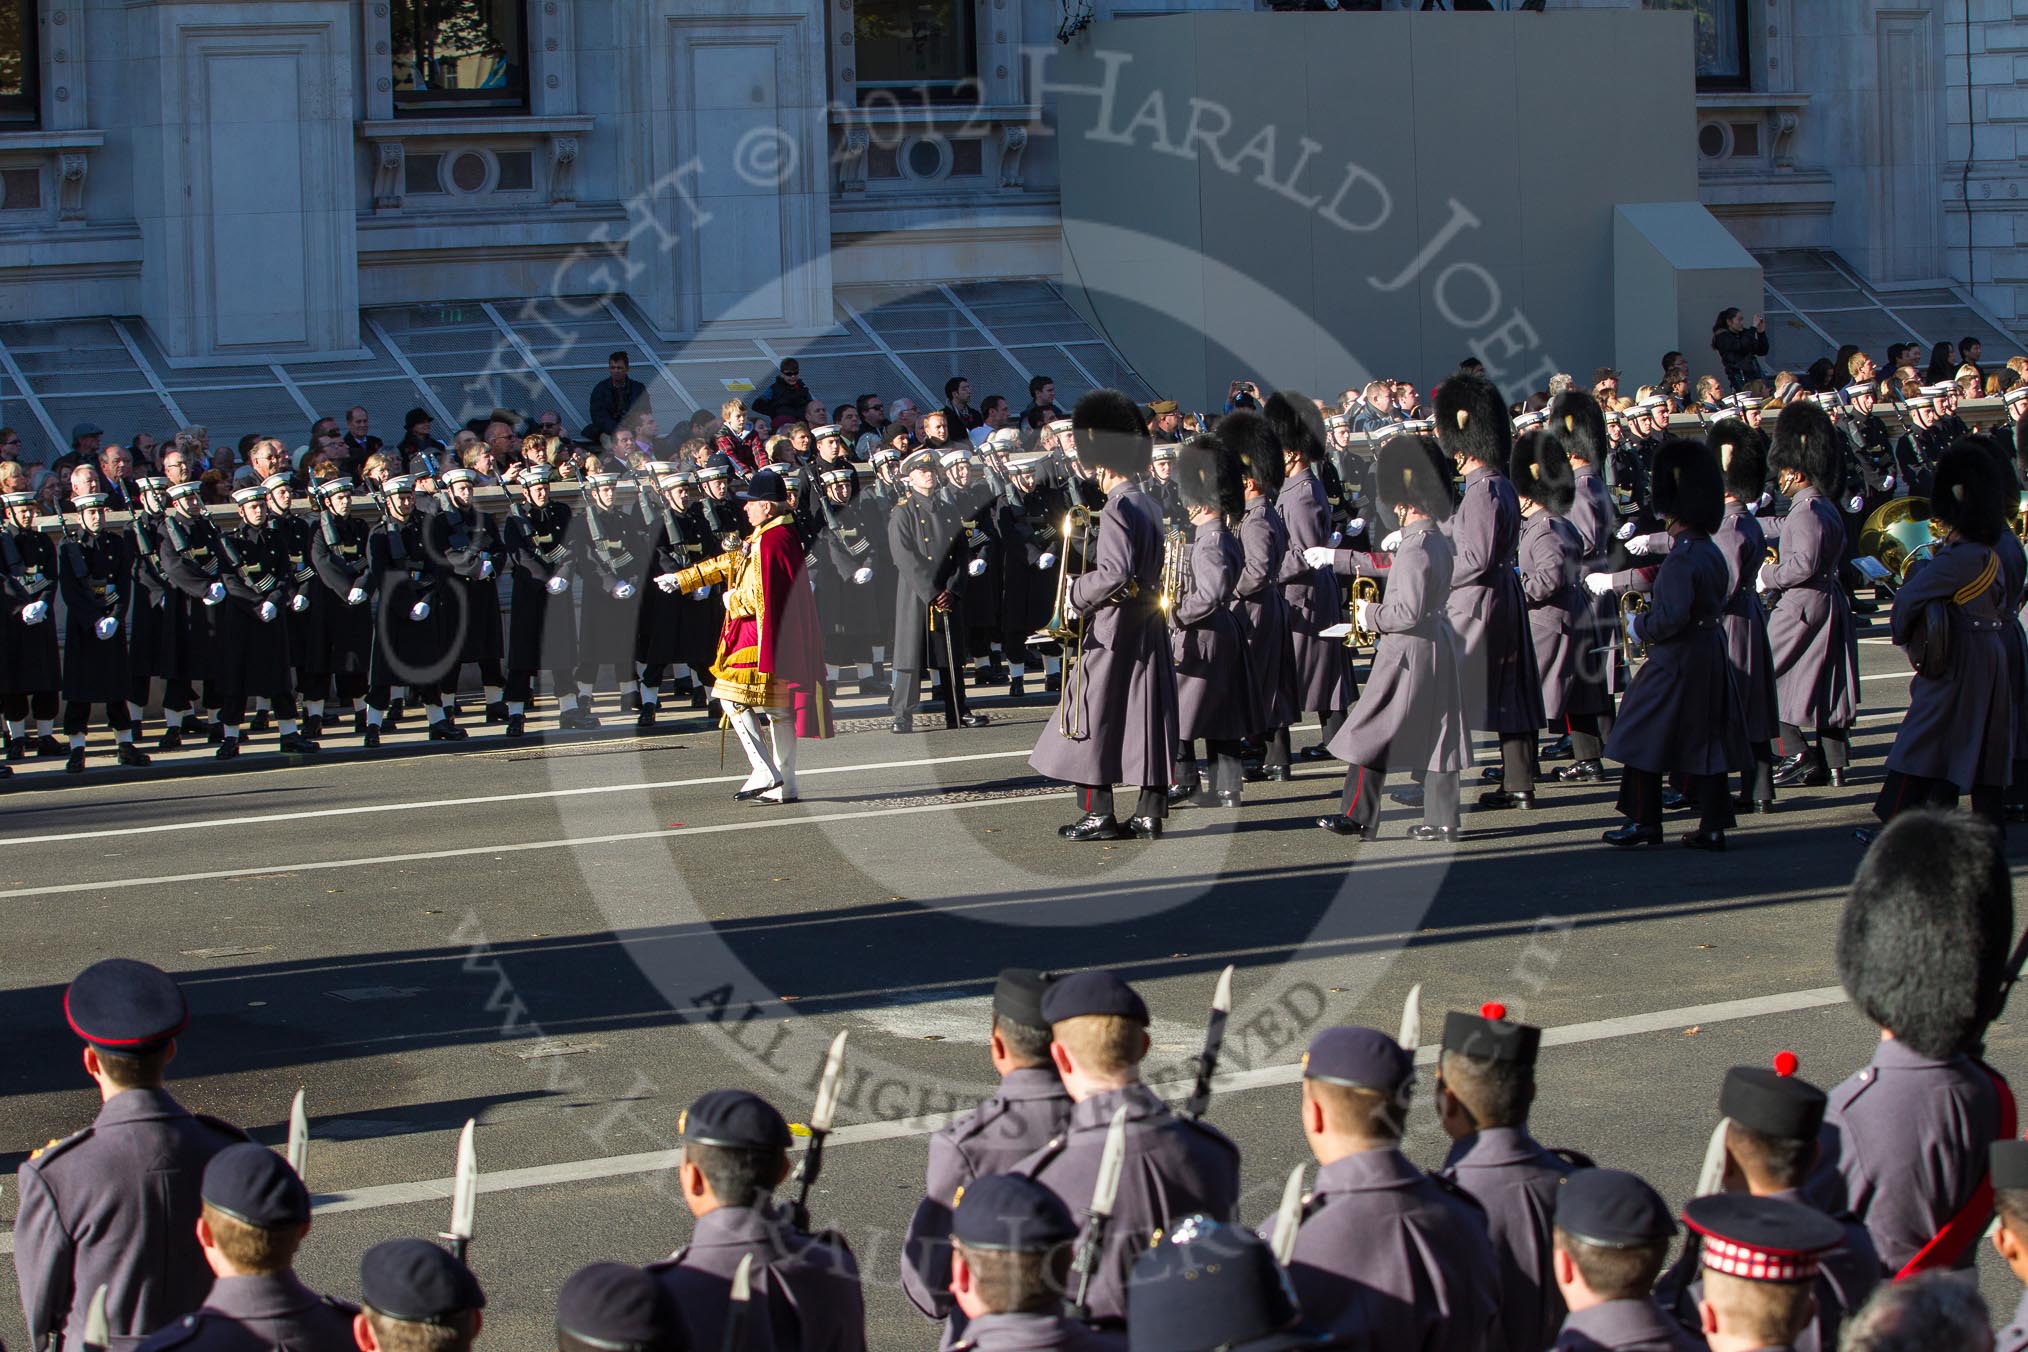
{"left": 819, "top": 466, "right": 854, "bottom": 486}
{"left": 260, "top": 473, "right": 294, "bottom": 495}
{"left": 522, "top": 464, "right": 558, "bottom": 485}
{"left": 811, "top": 424, "right": 844, "bottom": 443}
{"left": 1151, "top": 443, "right": 1180, "bottom": 462}
{"left": 1638, "top": 395, "right": 1667, "bottom": 411}
{"left": 871, "top": 447, "right": 900, "bottom": 465}
{"left": 938, "top": 446, "right": 972, "bottom": 468}
{"left": 1904, "top": 395, "right": 1934, "bottom": 412}
{"left": 382, "top": 475, "right": 418, "bottom": 494}
{"left": 1842, "top": 383, "right": 1874, "bottom": 401}
{"left": 639, "top": 460, "right": 677, "bottom": 476}
{"left": 698, "top": 462, "right": 733, "bottom": 482}
{"left": 230, "top": 485, "right": 265, "bottom": 506}
{"left": 2006, "top": 385, "right": 2028, "bottom": 405}
{"left": 1324, "top": 413, "right": 1348, "bottom": 430}
{"left": 314, "top": 477, "right": 356, "bottom": 497}
{"left": 663, "top": 468, "right": 699, "bottom": 488}
{"left": 988, "top": 428, "right": 1023, "bottom": 450}
{"left": 2, "top": 491, "right": 36, "bottom": 508}
{"left": 72, "top": 492, "right": 109, "bottom": 510}
{"left": 135, "top": 475, "right": 170, "bottom": 492}
{"left": 586, "top": 472, "right": 621, "bottom": 489}
{"left": 1047, "top": 419, "right": 1075, "bottom": 436}
{"left": 441, "top": 467, "right": 477, "bottom": 486}
{"left": 1513, "top": 410, "right": 1548, "bottom": 431}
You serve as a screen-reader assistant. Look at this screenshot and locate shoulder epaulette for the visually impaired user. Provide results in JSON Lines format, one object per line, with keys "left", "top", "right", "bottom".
{"left": 1549, "top": 1146, "right": 1596, "bottom": 1170}
{"left": 141, "top": 1310, "right": 208, "bottom": 1350}
{"left": 1428, "top": 1170, "right": 1489, "bottom": 1217}
{"left": 26, "top": 1127, "right": 93, "bottom": 1166}
{"left": 1020, "top": 1135, "right": 1070, "bottom": 1178}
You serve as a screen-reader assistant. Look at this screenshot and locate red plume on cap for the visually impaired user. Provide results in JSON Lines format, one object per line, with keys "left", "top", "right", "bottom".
{"left": 1773, "top": 1050, "right": 1799, "bottom": 1077}
{"left": 1481, "top": 1001, "right": 1507, "bottom": 1021}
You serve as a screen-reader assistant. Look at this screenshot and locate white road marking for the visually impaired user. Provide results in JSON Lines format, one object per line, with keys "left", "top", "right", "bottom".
{"left": 0, "top": 749, "right": 1041, "bottom": 847}
{"left": 170, "top": 982, "right": 1846, "bottom": 1230}
{"left": 0, "top": 793, "right": 1079, "bottom": 901}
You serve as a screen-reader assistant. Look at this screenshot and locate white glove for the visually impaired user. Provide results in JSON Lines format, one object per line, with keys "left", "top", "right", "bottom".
{"left": 654, "top": 572, "right": 680, "bottom": 594}
{"left": 1329, "top": 530, "right": 1343, "bottom": 547}
{"left": 967, "top": 558, "right": 988, "bottom": 577}
{"left": 1847, "top": 494, "right": 1865, "bottom": 514}
{"left": 205, "top": 581, "right": 226, "bottom": 604}
{"left": 20, "top": 598, "right": 46, "bottom": 625}
{"left": 611, "top": 581, "right": 637, "bottom": 600}
{"left": 409, "top": 600, "right": 430, "bottom": 621}
{"left": 1625, "top": 616, "right": 1642, "bottom": 648}
{"left": 1380, "top": 529, "right": 1403, "bottom": 553}
{"left": 1303, "top": 545, "right": 1336, "bottom": 569}
{"left": 852, "top": 567, "right": 873, "bottom": 585}
{"left": 1616, "top": 520, "right": 1637, "bottom": 540}
{"left": 1349, "top": 517, "right": 1367, "bottom": 535}
{"left": 721, "top": 589, "right": 735, "bottom": 609}
{"left": 94, "top": 616, "right": 118, "bottom": 641}
{"left": 1881, "top": 475, "right": 1895, "bottom": 492}
{"left": 1355, "top": 598, "right": 1375, "bottom": 631}
{"left": 1584, "top": 573, "right": 1614, "bottom": 597}
{"left": 1756, "top": 492, "right": 1772, "bottom": 512}
{"left": 1625, "top": 535, "right": 1652, "bottom": 557}
{"left": 546, "top": 575, "right": 569, "bottom": 595}
{"left": 1037, "top": 552, "right": 1057, "bottom": 571}
{"left": 479, "top": 559, "right": 495, "bottom": 580}
{"left": 290, "top": 593, "right": 309, "bottom": 613}
{"left": 346, "top": 586, "right": 367, "bottom": 606}
{"left": 258, "top": 600, "right": 278, "bottom": 623}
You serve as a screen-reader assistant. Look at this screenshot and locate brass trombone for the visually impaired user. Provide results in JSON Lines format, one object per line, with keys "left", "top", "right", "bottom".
{"left": 1157, "top": 525, "right": 1187, "bottom": 616}
{"left": 1026, "top": 505, "right": 1096, "bottom": 738}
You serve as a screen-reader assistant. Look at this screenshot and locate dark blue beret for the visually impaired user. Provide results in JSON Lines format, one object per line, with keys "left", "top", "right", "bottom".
{"left": 65, "top": 958, "right": 188, "bottom": 1051}
{"left": 1040, "top": 970, "right": 1148, "bottom": 1025}
{"left": 680, "top": 1090, "right": 790, "bottom": 1152}
{"left": 360, "top": 1239, "right": 486, "bottom": 1322}
{"left": 556, "top": 1262, "right": 685, "bottom": 1352}
{"left": 202, "top": 1143, "right": 309, "bottom": 1229}
{"left": 993, "top": 968, "right": 1055, "bottom": 1028}
{"left": 1302, "top": 1026, "right": 1411, "bottom": 1092}
{"left": 1554, "top": 1169, "right": 1676, "bottom": 1248}
{"left": 1996, "top": 1140, "right": 2028, "bottom": 1193}
{"left": 1441, "top": 1002, "right": 1541, "bottom": 1066}
{"left": 1127, "top": 1217, "right": 1322, "bottom": 1352}
{"left": 951, "top": 1173, "right": 1078, "bottom": 1252}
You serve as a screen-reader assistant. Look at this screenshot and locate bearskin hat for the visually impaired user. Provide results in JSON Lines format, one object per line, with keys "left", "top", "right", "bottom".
{"left": 1509, "top": 430, "right": 1575, "bottom": 516}
{"left": 1930, "top": 441, "right": 2009, "bottom": 546}
{"left": 1216, "top": 409, "right": 1285, "bottom": 498}
{"left": 1838, "top": 809, "right": 2013, "bottom": 1058}
{"left": 1376, "top": 435, "right": 1454, "bottom": 524}
{"left": 1264, "top": 390, "right": 1328, "bottom": 467}
{"left": 1550, "top": 392, "right": 1610, "bottom": 468}
{"left": 1177, "top": 434, "right": 1243, "bottom": 520}
{"left": 1768, "top": 400, "right": 1842, "bottom": 494}
{"left": 1435, "top": 373, "right": 1512, "bottom": 472}
{"left": 1648, "top": 438, "right": 1724, "bottom": 535}
{"left": 1709, "top": 419, "right": 1765, "bottom": 503}
{"left": 1070, "top": 388, "right": 1152, "bottom": 477}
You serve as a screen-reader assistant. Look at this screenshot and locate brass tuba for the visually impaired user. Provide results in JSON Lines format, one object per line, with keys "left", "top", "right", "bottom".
{"left": 1855, "top": 497, "right": 1936, "bottom": 586}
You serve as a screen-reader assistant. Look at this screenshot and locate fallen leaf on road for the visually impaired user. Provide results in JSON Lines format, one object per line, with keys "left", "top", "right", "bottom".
{"left": 1684, "top": 1026, "right": 1701, "bottom": 1036}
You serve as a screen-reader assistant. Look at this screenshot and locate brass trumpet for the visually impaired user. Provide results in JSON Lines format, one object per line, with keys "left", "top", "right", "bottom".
{"left": 1345, "top": 577, "right": 1381, "bottom": 648}
{"left": 1620, "top": 590, "right": 1651, "bottom": 667}
{"left": 1025, "top": 505, "right": 1096, "bottom": 738}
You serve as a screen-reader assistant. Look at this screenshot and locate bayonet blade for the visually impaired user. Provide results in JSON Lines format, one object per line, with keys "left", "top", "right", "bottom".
{"left": 1693, "top": 1118, "right": 1729, "bottom": 1198}
{"left": 1183, "top": 965, "right": 1235, "bottom": 1120}
{"left": 1398, "top": 983, "right": 1422, "bottom": 1053}
{"left": 1270, "top": 1164, "right": 1306, "bottom": 1266}
{"left": 810, "top": 1031, "right": 849, "bottom": 1134}
{"left": 720, "top": 1254, "right": 754, "bottom": 1352}
{"left": 286, "top": 1089, "right": 308, "bottom": 1182}
{"left": 730, "top": 1251, "right": 753, "bottom": 1304}
{"left": 1090, "top": 1105, "right": 1130, "bottom": 1220}
{"left": 449, "top": 1119, "right": 477, "bottom": 1242}
{"left": 82, "top": 1284, "right": 109, "bottom": 1352}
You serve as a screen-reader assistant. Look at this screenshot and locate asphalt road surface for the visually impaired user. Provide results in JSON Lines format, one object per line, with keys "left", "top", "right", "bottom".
{"left": 3, "top": 624, "right": 2024, "bottom": 1348}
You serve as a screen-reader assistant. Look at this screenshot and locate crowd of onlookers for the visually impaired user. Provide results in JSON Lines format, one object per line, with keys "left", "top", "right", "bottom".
{"left": 0, "top": 322, "right": 2013, "bottom": 521}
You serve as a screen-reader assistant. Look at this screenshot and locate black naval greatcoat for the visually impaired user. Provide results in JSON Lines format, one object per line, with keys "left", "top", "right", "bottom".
{"left": 366, "top": 512, "right": 451, "bottom": 690}
{"left": 890, "top": 487, "right": 974, "bottom": 671}
{"left": 159, "top": 511, "right": 231, "bottom": 691}
{"left": 218, "top": 521, "right": 299, "bottom": 700}
{"left": 503, "top": 500, "right": 579, "bottom": 675}
{"left": 58, "top": 526, "right": 131, "bottom": 705}
{"left": 309, "top": 512, "right": 375, "bottom": 677}
{"left": 127, "top": 514, "right": 196, "bottom": 683}
{"left": 2, "top": 519, "right": 62, "bottom": 694}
